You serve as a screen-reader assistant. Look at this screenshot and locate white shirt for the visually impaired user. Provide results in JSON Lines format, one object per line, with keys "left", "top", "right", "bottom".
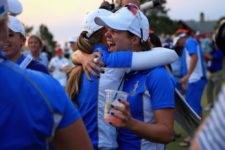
{"left": 48, "top": 56, "right": 69, "bottom": 87}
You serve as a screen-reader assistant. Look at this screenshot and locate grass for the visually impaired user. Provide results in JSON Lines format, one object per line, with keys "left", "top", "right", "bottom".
{"left": 166, "top": 68, "right": 225, "bottom": 150}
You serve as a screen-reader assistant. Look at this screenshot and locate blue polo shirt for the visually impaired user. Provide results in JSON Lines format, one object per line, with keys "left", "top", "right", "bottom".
{"left": 75, "top": 44, "right": 132, "bottom": 149}
{"left": 118, "top": 67, "right": 175, "bottom": 150}
{"left": 16, "top": 54, "right": 49, "bottom": 74}
{"left": 0, "top": 51, "right": 80, "bottom": 149}
{"left": 207, "top": 49, "right": 224, "bottom": 72}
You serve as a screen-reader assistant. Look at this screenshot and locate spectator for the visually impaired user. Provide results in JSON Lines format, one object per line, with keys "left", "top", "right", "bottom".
{"left": 27, "top": 35, "right": 49, "bottom": 67}
{"left": 204, "top": 42, "right": 224, "bottom": 111}
{"left": 49, "top": 47, "right": 69, "bottom": 87}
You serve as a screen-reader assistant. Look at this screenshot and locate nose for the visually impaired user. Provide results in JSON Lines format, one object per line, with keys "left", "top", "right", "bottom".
{"left": 105, "top": 28, "right": 112, "bottom": 39}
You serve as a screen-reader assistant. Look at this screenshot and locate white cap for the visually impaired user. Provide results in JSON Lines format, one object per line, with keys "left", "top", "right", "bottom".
{"left": 173, "top": 33, "right": 187, "bottom": 46}
{"left": 8, "top": 16, "right": 25, "bottom": 37}
{"left": 68, "top": 36, "right": 77, "bottom": 43}
{"left": 82, "top": 9, "right": 112, "bottom": 38}
{"left": 95, "top": 4, "right": 149, "bottom": 41}
{"left": 0, "top": 0, "right": 23, "bottom": 20}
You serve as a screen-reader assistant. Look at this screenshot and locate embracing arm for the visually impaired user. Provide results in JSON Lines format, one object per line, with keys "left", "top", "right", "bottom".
{"left": 131, "top": 47, "right": 178, "bottom": 70}
{"left": 71, "top": 50, "right": 104, "bottom": 80}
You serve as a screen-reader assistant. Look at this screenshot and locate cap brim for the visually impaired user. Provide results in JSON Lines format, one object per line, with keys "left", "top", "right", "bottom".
{"left": 95, "top": 16, "right": 127, "bottom": 31}
{"left": 173, "top": 33, "right": 187, "bottom": 46}
{"left": 8, "top": 0, "right": 23, "bottom": 16}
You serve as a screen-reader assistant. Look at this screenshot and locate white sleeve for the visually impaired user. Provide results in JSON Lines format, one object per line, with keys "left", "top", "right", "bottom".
{"left": 131, "top": 47, "right": 178, "bottom": 70}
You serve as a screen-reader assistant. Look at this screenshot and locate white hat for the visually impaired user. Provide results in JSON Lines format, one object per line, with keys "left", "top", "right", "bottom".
{"left": 8, "top": 16, "right": 25, "bottom": 37}
{"left": 95, "top": 4, "right": 149, "bottom": 41}
{"left": 173, "top": 33, "right": 187, "bottom": 46}
{"left": 0, "top": 0, "right": 22, "bottom": 20}
{"left": 69, "top": 36, "right": 77, "bottom": 43}
{"left": 82, "top": 9, "right": 112, "bottom": 38}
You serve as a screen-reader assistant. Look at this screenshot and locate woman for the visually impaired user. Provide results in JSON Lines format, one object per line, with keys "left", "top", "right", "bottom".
{"left": 95, "top": 5, "right": 175, "bottom": 150}
{"left": 27, "top": 35, "right": 48, "bottom": 67}
{"left": 3, "top": 16, "right": 48, "bottom": 74}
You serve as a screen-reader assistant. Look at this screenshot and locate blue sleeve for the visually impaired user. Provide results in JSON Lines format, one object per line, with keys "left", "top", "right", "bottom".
{"left": 58, "top": 97, "right": 81, "bottom": 129}
{"left": 103, "top": 51, "right": 132, "bottom": 67}
{"left": 186, "top": 38, "right": 198, "bottom": 55}
{"left": 146, "top": 67, "right": 175, "bottom": 110}
{"left": 39, "top": 74, "right": 80, "bottom": 129}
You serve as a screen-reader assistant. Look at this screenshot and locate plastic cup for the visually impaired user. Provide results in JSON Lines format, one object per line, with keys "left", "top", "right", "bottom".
{"left": 104, "top": 89, "right": 128, "bottom": 126}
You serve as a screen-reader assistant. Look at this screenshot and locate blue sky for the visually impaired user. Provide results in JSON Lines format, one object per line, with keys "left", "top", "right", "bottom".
{"left": 18, "top": 0, "right": 225, "bottom": 46}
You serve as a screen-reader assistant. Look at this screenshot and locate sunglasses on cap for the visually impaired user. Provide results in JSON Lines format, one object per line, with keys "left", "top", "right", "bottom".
{"left": 124, "top": 3, "right": 143, "bottom": 41}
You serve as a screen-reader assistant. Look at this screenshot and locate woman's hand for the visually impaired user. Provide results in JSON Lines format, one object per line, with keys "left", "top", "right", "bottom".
{"left": 109, "top": 99, "right": 135, "bottom": 130}
{"left": 72, "top": 50, "right": 105, "bottom": 80}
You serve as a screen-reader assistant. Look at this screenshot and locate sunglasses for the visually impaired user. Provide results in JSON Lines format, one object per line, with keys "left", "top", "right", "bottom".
{"left": 125, "top": 3, "right": 143, "bottom": 41}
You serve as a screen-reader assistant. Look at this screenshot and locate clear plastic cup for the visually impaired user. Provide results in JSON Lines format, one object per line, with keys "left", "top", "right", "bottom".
{"left": 104, "top": 89, "right": 128, "bottom": 126}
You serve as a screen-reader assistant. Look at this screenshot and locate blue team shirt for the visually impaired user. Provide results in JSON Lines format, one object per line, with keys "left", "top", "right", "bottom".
{"left": 16, "top": 54, "right": 49, "bottom": 74}
{"left": 75, "top": 44, "right": 133, "bottom": 149}
{"left": 118, "top": 67, "right": 175, "bottom": 150}
{"left": 206, "top": 49, "right": 224, "bottom": 72}
{"left": 0, "top": 51, "right": 80, "bottom": 149}
{"left": 181, "top": 37, "right": 206, "bottom": 82}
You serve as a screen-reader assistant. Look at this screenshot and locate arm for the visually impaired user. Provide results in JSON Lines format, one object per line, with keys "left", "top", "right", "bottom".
{"left": 53, "top": 119, "right": 93, "bottom": 150}
{"left": 131, "top": 47, "right": 178, "bottom": 70}
{"left": 180, "top": 54, "right": 198, "bottom": 84}
{"left": 71, "top": 50, "right": 104, "bottom": 80}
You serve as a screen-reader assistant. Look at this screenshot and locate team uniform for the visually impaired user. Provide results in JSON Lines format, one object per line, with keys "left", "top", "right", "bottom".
{"left": 181, "top": 37, "right": 207, "bottom": 115}
{"left": 16, "top": 54, "right": 49, "bottom": 74}
{"left": 197, "top": 85, "right": 225, "bottom": 150}
{"left": 117, "top": 67, "right": 175, "bottom": 150}
{"left": 76, "top": 44, "right": 178, "bottom": 149}
{"left": 0, "top": 50, "right": 80, "bottom": 150}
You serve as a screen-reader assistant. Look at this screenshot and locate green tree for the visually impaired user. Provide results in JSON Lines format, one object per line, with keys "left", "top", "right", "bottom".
{"left": 140, "top": 0, "right": 180, "bottom": 34}
{"left": 25, "top": 25, "right": 33, "bottom": 36}
{"left": 38, "top": 24, "right": 56, "bottom": 49}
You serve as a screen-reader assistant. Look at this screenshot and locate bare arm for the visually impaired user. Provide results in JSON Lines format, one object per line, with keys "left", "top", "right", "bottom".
{"left": 180, "top": 54, "right": 198, "bottom": 91}
{"left": 53, "top": 119, "right": 93, "bottom": 150}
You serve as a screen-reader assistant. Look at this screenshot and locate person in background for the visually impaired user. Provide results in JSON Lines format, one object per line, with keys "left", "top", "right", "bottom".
{"left": 0, "top": 0, "right": 93, "bottom": 149}
{"left": 173, "top": 29, "right": 207, "bottom": 147}
{"left": 2, "top": 16, "right": 48, "bottom": 74}
{"left": 49, "top": 47, "right": 69, "bottom": 87}
{"left": 191, "top": 19, "right": 225, "bottom": 150}
{"left": 27, "top": 35, "right": 49, "bottom": 67}
{"left": 204, "top": 42, "right": 224, "bottom": 111}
